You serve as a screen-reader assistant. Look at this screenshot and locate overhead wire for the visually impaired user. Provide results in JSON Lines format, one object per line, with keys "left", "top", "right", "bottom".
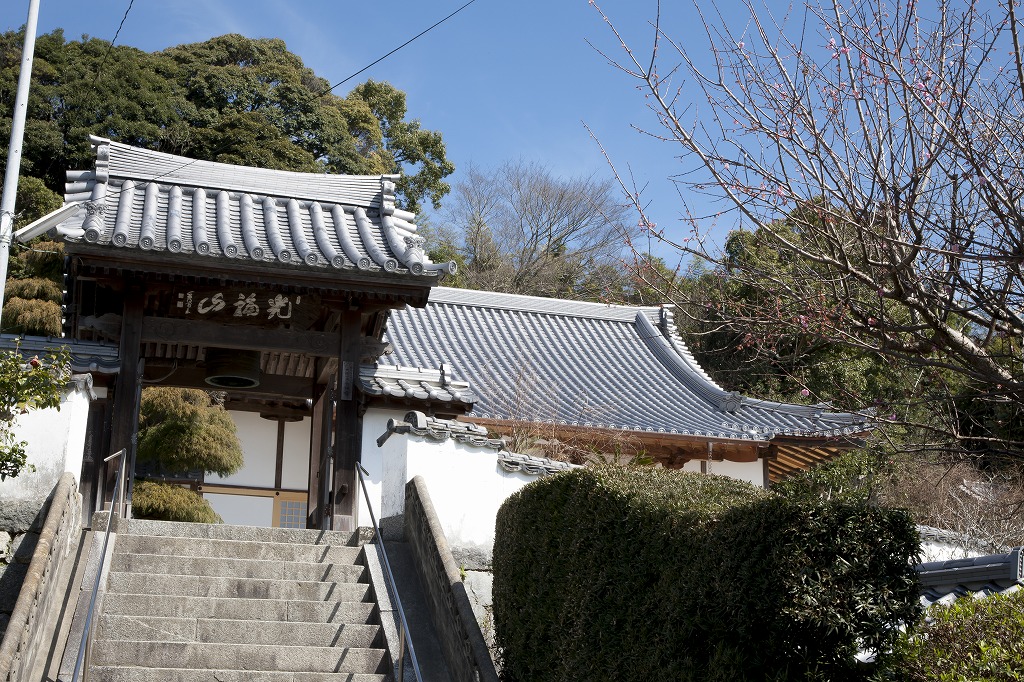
{"left": 83, "top": 0, "right": 480, "bottom": 206}
{"left": 92, "top": 0, "right": 136, "bottom": 85}
{"left": 315, "top": 0, "right": 479, "bottom": 97}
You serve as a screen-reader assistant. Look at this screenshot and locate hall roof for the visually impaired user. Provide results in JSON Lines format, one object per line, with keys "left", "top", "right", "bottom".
{"left": 383, "top": 287, "right": 870, "bottom": 479}
{"left": 22, "top": 137, "right": 454, "bottom": 280}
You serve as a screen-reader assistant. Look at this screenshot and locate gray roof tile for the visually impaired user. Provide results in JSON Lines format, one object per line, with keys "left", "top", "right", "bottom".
{"left": 50, "top": 137, "right": 455, "bottom": 278}
{"left": 917, "top": 547, "right": 1023, "bottom": 607}
{"left": 358, "top": 365, "right": 476, "bottom": 407}
{"left": 379, "top": 410, "right": 504, "bottom": 449}
{"left": 383, "top": 288, "right": 870, "bottom": 440}
{"left": 0, "top": 334, "right": 120, "bottom": 375}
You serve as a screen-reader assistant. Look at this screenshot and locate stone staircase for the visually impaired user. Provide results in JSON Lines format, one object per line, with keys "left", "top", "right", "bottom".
{"left": 86, "top": 518, "right": 392, "bottom": 681}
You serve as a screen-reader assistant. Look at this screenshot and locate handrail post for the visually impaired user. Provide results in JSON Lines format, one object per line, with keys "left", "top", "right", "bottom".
{"left": 71, "top": 448, "right": 127, "bottom": 682}
{"left": 356, "top": 463, "right": 423, "bottom": 682}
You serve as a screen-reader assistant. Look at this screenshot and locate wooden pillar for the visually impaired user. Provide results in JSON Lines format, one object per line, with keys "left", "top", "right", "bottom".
{"left": 108, "top": 284, "right": 145, "bottom": 516}
{"left": 331, "top": 308, "right": 361, "bottom": 531}
{"left": 306, "top": 383, "right": 332, "bottom": 529}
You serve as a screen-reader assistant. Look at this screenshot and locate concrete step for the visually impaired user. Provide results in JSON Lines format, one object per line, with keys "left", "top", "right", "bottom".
{"left": 115, "top": 534, "right": 363, "bottom": 564}
{"left": 115, "top": 518, "right": 369, "bottom": 546}
{"left": 110, "top": 553, "right": 367, "bottom": 582}
{"left": 91, "top": 641, "right": 388, "bottom": 674}
{"left": 106, "top": 572, "right": 373, "bottom": 602}
{"left": 97, "top": 615, "right": 382, "bottom": 648}
{"left": 101, "top": 594, "right": 378, "bottom": 624}
{"left": 90, "top": 666, "right": 386, "bottom": 682}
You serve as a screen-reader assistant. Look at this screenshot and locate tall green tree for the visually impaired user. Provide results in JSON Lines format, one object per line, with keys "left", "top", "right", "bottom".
{"left": 0, "top": 30, "right": 452, "bottom": 212}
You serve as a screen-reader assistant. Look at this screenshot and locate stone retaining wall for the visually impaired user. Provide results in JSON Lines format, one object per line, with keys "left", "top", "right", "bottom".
{"left": 0, "top": 473, "right": 81, "bottom": 682}
{"left": 404, "top": 476, "right": 499, "bottom": 682}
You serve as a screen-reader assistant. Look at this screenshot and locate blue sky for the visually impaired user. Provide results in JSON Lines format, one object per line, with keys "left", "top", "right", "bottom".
{"left": 3, "top": 0, "right": 736, "bottom": 261}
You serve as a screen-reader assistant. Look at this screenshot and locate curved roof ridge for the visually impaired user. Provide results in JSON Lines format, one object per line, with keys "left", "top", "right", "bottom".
{"left": 635, "top": 312, "right": 740, "bottom": 411}
{"left": 654, "top": 308, "right": 727, "bottom": 391}
{"left": 92, "top": 136, "right": 394, "bottom": 208}
{"left": 427, "top": 287, "right": 663, "bottom": 322}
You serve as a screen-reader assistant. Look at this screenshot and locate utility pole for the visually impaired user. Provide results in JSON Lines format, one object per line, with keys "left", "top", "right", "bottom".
{"left": 0, "top": 0, "right": 42, "bottom": 326}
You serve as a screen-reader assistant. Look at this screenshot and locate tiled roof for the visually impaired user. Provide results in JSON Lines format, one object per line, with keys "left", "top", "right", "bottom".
{"left": 496, "top": 452, "right": 582, "bottom": 476}
{"left": 377, "top": 410, "right": 505, "bottom": 449}
{"left": 376, "top": 410, "right": 581, "bottom": 477}
{"left": 0, "top": 334, "right": 120, "bottom": 375}
{"left": 358, "top": 365, "right": 476, "bottom": 407}
{"left": 382, "top": 288, "right": 869, "bottom": 441}
{"left": 917, "top": 547, "right": 1023, "bottom": 607}
{"left": 38, "top": 137, "right": 455, "bottom": 278}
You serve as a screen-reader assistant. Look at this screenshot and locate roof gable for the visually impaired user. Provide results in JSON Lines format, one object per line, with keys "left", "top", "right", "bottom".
{"left": 42, "top": 137, "right": 455, "bottom": 280}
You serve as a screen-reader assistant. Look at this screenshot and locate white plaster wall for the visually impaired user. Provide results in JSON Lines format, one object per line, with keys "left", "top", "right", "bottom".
{"left": 361, "top": 408, "right": 400, "bottom": 526}
{"left": 405, "top": 438, "right": 535, "bottom": 548}
{"left": 701, "top": 459, "right": 766, "bottom": 487}
{"left": 682, "top": 460, "right": 702, "bottom": 474}
{"left": 675, "top": 458, "right": 766, "bottom": 487}
{"left": 215, "top": 411, "right": 276, "bottom": 487}
{"left": 0, "top": 382, "right": 94, "bottom": 501}
{"left": 205, "top": 492, "right": 274, "bottom": 527}
{"left": 281, "top": 417, "right": 311, "bottom": 490}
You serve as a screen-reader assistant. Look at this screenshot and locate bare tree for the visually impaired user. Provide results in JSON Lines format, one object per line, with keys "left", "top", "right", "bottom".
{"left": 440, "top": 161, "right": 633, "bottom": 298}
{"left": 592, "top": 0, "right": 1024, "bottom": 461}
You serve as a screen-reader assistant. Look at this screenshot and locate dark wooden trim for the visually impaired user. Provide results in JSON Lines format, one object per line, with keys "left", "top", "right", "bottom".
{"left": 274, "top": 419, "right": 285, "bottom": 489}
{"left": 307, "top": 384, "right": 331, "bottom": 529}
{"left": 143, "top": 365, "right": 315, "bottom": 399}
{"left": 141, "top": 317, "right": 340, "bottom": 356}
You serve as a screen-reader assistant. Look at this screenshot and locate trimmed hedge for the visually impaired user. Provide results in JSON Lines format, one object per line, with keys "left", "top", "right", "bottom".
{"left": 493, "top": 466, "right": 921, "bottom": 681}
{"left": 880, "top": 589, "right": 1024, "bottom": 681}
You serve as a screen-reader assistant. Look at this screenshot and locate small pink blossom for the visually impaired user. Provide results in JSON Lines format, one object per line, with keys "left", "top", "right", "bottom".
{"left": 800, "top": 388, "right": 810, "bottom": 397}
{"left": 737, "top": 41, "right": 745, "bottom": 49}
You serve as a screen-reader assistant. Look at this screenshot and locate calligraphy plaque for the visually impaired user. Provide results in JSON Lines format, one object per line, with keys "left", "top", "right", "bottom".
{"left": 166, "top": 286, "right": 320, "bottom": 328}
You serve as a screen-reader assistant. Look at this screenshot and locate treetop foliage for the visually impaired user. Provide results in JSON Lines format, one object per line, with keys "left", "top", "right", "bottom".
{"left": 0, "top": 30, "right": 452, "bottom": 212}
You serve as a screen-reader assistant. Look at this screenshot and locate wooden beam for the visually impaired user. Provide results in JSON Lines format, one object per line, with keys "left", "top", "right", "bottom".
{"left": 142, "top": 365, "right": 315, "bottom": 399}
{"left": 141, "top": 316, "right": 341, "bottom": 356}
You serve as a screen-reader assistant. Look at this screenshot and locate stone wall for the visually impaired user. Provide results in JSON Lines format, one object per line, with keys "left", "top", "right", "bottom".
{"left": 404, "top": 476, "right": 499, "bottom": 682}
{"left": 0, "top": 473, "right": 81, "bottom": 682}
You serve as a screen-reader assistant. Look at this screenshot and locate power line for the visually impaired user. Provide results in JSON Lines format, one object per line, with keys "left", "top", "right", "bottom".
{"left": 316, "top": 0, "right": 479, "bottom": 97}
{"left": 77, "top": 0, "right": 478, "bottom": 207}
{"left": 93, "top": 0, "right": 137, "bottom": 84}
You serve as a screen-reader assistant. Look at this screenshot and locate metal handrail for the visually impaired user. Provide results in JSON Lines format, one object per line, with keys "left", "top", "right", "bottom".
{"left": 356, "top": 463, "right": 423, "bottom": 682}
{"left": 71, "top": 448, "right": 127, "bottom": 682}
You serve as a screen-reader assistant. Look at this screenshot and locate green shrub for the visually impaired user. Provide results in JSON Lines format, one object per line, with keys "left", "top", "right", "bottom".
{"left": 132, "top": 479, "right": 222, "bottom": 524}
{"left": 493, "top": 466, "right": 921, "bottom": 682}
{"left": 137, "top": 387, "right": 243, "bottom": 476}
{"left": 880, "top": 589, "right": 1024, "bottom": 681}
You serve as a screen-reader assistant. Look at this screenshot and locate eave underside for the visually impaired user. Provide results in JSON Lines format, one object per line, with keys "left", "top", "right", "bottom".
{"left": 465, "top": 418, "right": 862, "bottom": 484}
